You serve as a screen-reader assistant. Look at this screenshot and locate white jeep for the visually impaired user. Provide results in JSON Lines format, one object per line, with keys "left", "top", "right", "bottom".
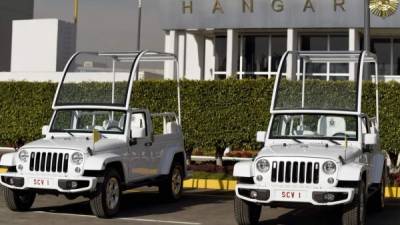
{"left": 0, "top": 51, "right": 187, "bottom": 218}
{"left": 233, "top": 51, "right": 387, "bottom": 225}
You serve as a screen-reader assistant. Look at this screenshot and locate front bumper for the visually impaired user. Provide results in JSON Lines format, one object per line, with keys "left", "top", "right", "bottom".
{"left": 0, "top": 172, "right": 97, "bottom": 193}
{"left": 236, "top": 183, "right": 355, "bottom": 206}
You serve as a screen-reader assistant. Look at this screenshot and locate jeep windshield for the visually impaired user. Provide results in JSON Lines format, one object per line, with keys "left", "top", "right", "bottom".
{"left": 50, "top": 109, "right": 126, "bottom": 134}
{"left": 270, "top": 114, "right": 357, "bottom": 141}
{"left": 273, "top": 52, "right": 362, "bottom": 112}
{"left": 55, "top": 53, "right": 133, "bottom": 107}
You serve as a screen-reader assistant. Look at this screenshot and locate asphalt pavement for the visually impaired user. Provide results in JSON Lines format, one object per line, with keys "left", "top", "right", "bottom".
{"left": 0, "top": 189, "right": 398, "bottom": 225}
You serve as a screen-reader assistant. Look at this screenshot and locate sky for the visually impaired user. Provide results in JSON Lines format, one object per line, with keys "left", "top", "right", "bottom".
{"left": 34, "top": 0, "right": 164, "bottom": 52}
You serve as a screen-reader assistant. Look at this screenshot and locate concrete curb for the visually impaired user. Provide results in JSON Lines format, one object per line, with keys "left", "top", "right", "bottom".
{"left": 184, "top": 178, "right": 400, "bottom": 199}
{"left": 385, "top": 187, "right": 400, "bottom": 198}
{"left": 184, "top": 179, "right": 236, "bottom": 191}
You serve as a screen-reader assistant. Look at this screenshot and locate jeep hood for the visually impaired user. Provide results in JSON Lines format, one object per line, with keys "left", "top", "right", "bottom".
{"left": 258, "top": 144, "right": 361, "bottom": 162}
{"left": 21, "top": 137, "right": 126, "bottom": 153}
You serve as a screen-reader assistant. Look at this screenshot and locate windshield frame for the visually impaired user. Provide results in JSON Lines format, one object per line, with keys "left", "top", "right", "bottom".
{"left": 49, "top": 108, "right": 128, "bottom": 135}
{"left": 270, "top": 51, "right": 379, "bottom": 115}
{"left": 268, "top": 113, "right": 359, "bottom": 141}
{"left": 52, "top": 52, "right": 138, "bottom": 108}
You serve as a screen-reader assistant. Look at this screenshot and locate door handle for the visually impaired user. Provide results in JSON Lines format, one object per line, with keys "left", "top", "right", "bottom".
{"left": 145, "top": 142, "right": 152, "bottom": 147}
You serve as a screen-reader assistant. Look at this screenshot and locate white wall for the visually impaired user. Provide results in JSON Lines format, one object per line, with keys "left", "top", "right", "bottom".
{"left": 0, "top": 71, "right": 162, "bottom": 82}
{"left": 11, "top": 19, "right": 76, "bottom": 72}
{"left": 204, "top": 36, "right": 215, "bottom": 80}
{"left": 0, "top": 72, "right": 62, "bottom": 82}
{"left": 185, "top": 32, "right": 204, "bottom": 80}
{"left": 164, "top": 30, "right": 177, "bottom": 80}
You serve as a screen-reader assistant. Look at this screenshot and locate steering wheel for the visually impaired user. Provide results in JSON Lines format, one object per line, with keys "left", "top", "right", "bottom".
{"left": 332, "top": 132, "right": 346, "bottom": 137}
{"left": 107, "top": 126, "right": 123, "bottom": 132}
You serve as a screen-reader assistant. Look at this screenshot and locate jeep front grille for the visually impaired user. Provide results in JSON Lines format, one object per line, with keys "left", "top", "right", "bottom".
{"left": 271, "top": 161, "right": 319, "bottom": 184}
{"left": 29, "top": 152, "right": 69, "bottom": 173}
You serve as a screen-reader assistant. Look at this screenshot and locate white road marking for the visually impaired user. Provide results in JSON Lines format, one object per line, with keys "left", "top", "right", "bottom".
{"left": 184, "top": 193, "right": 233, "bottom": 199}
{"left": 118, "top": 217, "right": 202, "bottom": 225}
{"left": 33, "top": 211, "right": 201, "bottom": 225}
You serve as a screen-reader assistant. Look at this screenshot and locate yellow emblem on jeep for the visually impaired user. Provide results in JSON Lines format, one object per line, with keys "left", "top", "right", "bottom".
{"left": 93, "top": 129, "right": 101, "bottom": 144}
{"left": 370, "top": 0, "right": 399, "bottom": 18}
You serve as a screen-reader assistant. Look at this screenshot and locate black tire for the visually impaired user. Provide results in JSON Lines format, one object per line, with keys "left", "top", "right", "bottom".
{"left": 369, "top": 167, "right": 386, "bottom": 212}
{"left": 2, "top": 187, "right": 35, "bottom": 212}
{"left": 234, "top": 196, "right": 261, "bottom": 225}
{"left": 90, "top": 168, "right": 122, "bottom": 218}
{"left": 159, "top": 162, "right": 184, "bottom": 201}
{"left": 342, "top": 180, "right": 367, "bottom": 225}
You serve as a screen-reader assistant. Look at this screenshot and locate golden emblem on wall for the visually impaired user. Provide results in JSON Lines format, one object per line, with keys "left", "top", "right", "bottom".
{"left": 370, "top": 0, "right": 399, "bottom": 18}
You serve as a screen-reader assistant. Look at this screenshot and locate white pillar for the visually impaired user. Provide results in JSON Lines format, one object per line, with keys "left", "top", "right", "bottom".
{"left": 286, "top": 28, "right": 298, "bottom": 80}
{"left": 164, "top": 30, "right": 177, "bottom": 80}
{"left": 204, "top": 36, "right": 215, "bottom": 80}
{"left": 178, "top": 33, "right": 186, "bottom": 79}
{"left": 349, "top": 28, "right": 360, "bottom": 81}
{"left": 185, "top": 32, "right": 205, "bottom": 80}
{"left": 226, "top": 29, "right": 239, "bottom": 78}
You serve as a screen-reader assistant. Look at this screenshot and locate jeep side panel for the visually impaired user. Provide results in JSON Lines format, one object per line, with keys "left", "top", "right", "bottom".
{"left": 83, "top": 153, "right": 125, "bottom": 173}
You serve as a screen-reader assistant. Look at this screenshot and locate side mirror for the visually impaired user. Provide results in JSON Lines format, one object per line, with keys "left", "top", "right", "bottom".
{"left": 364, "top": 133, "right": 377, "bottom": 145}
{"left": 256, "top": 131, "right": 267, "bottom": 143}
{"left": 42, "top": 125, "right": 50, "bottom": 136}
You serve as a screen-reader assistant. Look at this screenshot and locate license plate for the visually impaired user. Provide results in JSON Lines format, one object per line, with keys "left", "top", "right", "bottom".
{"left": 30, "top": 178, "right": 51, "bottom": 187}
{"left": 278, "top": 190, "right": 306, "bottom": 200}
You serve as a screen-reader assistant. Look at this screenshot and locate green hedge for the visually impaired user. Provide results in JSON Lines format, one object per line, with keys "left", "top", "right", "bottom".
{"left": 1, "top": 80, "right": 400, "bottom": 160}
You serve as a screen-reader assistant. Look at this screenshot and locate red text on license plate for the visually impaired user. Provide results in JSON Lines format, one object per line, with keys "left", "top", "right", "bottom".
{"left": 281, "top": 191, "right": 302, "bottom": 199}
{"left": 33, "top": 178, "right": 49, "bottom": 186}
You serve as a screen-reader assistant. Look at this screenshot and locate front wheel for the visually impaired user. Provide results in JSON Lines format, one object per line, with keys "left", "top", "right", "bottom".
{"left": 159, "top": 162, "right": 184, "bottom": 201}
{"left": 2, "top": 187, "right": 35, "bottom": 211}
{"left": 90, "top": 169, "right": 122, "bottom": 218}
{"left": 234, "top": 196, "right": 261, "bottom": 225}
{"left": 342, "top": 180, "right": 366, "bottom": 225}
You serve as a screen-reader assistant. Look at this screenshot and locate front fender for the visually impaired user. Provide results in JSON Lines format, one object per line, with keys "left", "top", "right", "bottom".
{"left": 371, "top": 152, "right": 385, "bottom": 184}
{"left": 83, "top": 153, "right": 122, "bottom": 171}
{"left": 0, "top": 153, "right": 17, "bottom": 167}
{"left": 233, "top": 161, "right": 254, "bottom": 178}
{"left": 337, "top": 162, "right": 367, "bottom": 181}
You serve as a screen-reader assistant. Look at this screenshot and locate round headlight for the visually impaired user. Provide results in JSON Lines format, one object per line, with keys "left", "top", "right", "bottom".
{"left": 71, "top": 152, "right": 84, "bottom": 165}
{"left": 18, "top": 150, "right": 29, "bottom": 163}
{"left": 256, "top": 159, "right": 270, "bottom": 173}
{"left": 322, "top": 161, "right": 337, "bottom": 175}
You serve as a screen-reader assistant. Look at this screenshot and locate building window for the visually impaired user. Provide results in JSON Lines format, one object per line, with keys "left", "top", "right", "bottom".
{"left": 271, "top": 36, "right": 287, "bottom": 72}
{"left": 300, "top": 34, "right": 349, "bottom": 80}
{"left": 368, "top": 38, "right": 400, "bottom": 76}
{"left": 238, "top": 35, "right": 287, "bottom": 79}
{"left": 214, "top": 36, "right": 227, "bottom": 79}
{"left": 394, "top": 40, "right": 400, "bottom": 75}
{"left": 242, "top": 36, "right": 269, "bottom": 73}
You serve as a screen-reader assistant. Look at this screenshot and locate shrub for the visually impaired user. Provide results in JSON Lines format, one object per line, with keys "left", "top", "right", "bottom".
{"left": 1, "top": 80, "right": 400, "bottom": 163}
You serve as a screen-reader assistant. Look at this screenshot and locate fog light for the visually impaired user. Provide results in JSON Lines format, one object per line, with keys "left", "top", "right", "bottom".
{"left": 250, "top": 190, "right": 258, "bottom": 199}
{"left": 17, "top": 164, "right": 23, "bottom": 171}
{"left": 327, "top": 178, "right": 334, "bottom": 184}
{"left": 71, "top": 181, "right": 78, "bottom": 189}
{"left": 324, "top": 193, "right": 335, "bottom": 202}
{"left": 256, "top": 175, "right": 263, "bottom": 182}
{"left": 75, "top": 167, "right": 81, "bottom": 173}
